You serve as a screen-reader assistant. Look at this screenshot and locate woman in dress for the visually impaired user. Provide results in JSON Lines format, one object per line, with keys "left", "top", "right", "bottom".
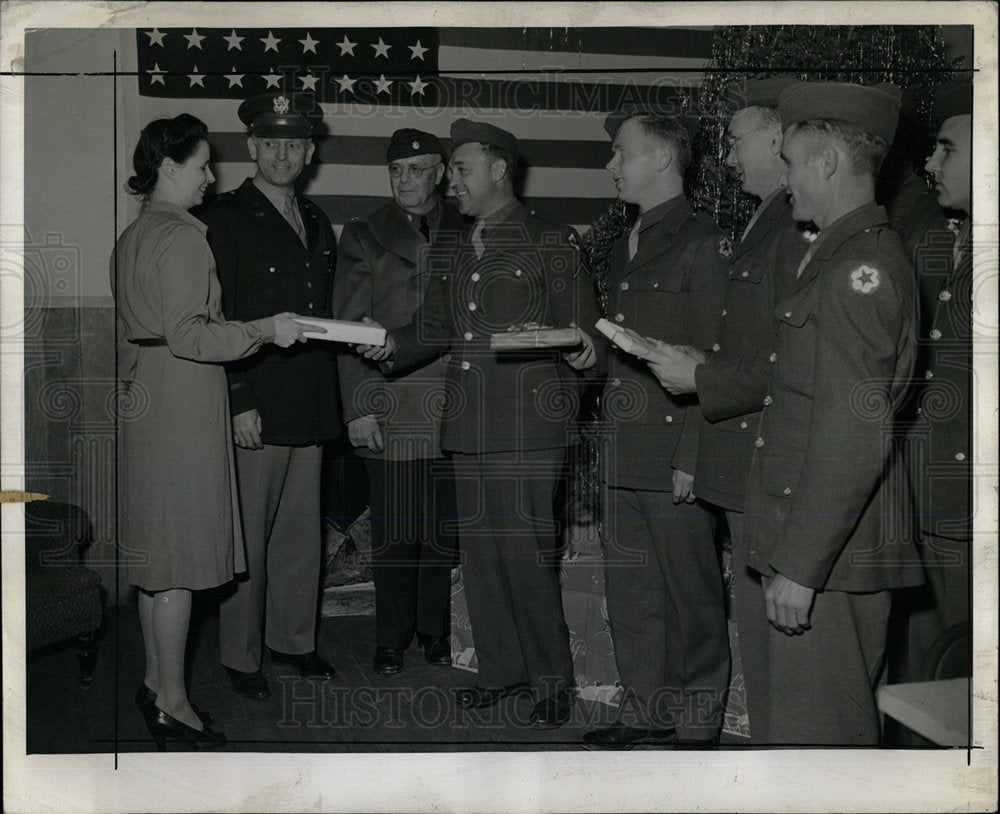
{"left": 113, "top": 114, "right": 306, "bottom": 749}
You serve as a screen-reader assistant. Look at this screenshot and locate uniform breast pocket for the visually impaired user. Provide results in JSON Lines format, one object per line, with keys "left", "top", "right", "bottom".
{"left": 627, "top": 274, "right": 685, "bottom": 336}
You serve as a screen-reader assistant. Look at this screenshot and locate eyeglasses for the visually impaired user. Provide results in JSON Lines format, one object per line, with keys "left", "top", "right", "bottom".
{"left": 726, "top": 125, "right": 768, "bottom": 150}
{"left": 387, "top": 162, "right": 442, "bottom": 180}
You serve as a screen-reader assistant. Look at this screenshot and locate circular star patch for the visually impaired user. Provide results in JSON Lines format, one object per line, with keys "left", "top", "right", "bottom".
{"left": 850, "top": 264, "right": 881, "bottom": 294}
{"left": 718, "top": 236, "right": 734, "bottom": 258}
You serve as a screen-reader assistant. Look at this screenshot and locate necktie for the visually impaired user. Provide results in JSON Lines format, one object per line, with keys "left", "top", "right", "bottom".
{"left": 418, "top": 215, "right": 430, "bottom": 242}
{"left": 628, "top": 217, "right": 642, "bottom": 260}
{"left": 283, "top": 196, "right": 307, "bottom": 247}
{"left": 947, "top": 217, "right": 969, "bottom": 269}
{"left": 471, "top": 219, "right": 486, "bottom": 258}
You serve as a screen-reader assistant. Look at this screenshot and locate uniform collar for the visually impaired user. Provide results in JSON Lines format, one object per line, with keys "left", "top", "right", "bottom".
{"left": 637, "top": 193, "right": 689, "bottom": 234}
{"left": 811, "top": 201, "right": 889, "bottom": 262}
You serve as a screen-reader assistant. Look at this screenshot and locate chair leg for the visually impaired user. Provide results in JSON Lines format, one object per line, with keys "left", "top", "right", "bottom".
{"left": 77, "top": 630, "right": 99, "bottom": 689}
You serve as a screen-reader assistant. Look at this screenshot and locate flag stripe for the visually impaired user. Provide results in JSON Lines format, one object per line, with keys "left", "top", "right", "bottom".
{"left": 439, "top": 27, "right": 714, "bottom": 60}
{"left": 208, "top": 132, "right": 614, "bottom": 169}
{"left": 211, "top": 163, "right": 616, "bottom": 201}
{"left": 439, "top": 44, "right": 709, "bottom": 75}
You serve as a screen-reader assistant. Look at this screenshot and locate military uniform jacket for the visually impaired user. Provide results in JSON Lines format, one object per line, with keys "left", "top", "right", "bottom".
{"left": 333, "top": 200, "right": 465, "bottom": 460}
{"left": 600, "top": 195, "right": 729, "bottom": 491}
{"left": 391, "top": 201, "right": 602, "bottom": 455}
{"left": 909, "top": 217, "right": 972, "bottom": 541}
{"left": 199, "top": 178, "right": 341, "bottom": 446}
{"left": 694, "top": 192, "right": 807, "bottom": 510}
{"left": 745, "top": 202, "right": 924, "bottom": 592}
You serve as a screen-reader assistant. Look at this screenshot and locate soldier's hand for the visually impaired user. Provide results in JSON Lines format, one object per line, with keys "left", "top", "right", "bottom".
{"left": 563, "top": 323, "right": 597, "bottom": 370}
{"left": 645, "top": 339, "right": 700, "bottom": 395}
{"left": 271, "top": 312, "right": 308, "bottom": 348}
{"left": 347, "top": 414, "right": 384, "bottom": 453}
{"left": 233, "top": 409, "right": 263, "bottom": 450}
{"left": 764, "top": 573, "right": 815, "bottom": 635}
{"left": 355, "top": 317, "right": 395, "bottom": 362}
{"left": 671, "top": 468, "right": 697, "bottom": 504}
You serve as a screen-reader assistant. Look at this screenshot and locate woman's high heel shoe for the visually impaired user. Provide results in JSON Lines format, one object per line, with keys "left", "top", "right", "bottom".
{"left": 135, "top": 684, "right": 215, "bottom": 727}
{"left": 144, "top": 707, "right": 227, "bottom": 751}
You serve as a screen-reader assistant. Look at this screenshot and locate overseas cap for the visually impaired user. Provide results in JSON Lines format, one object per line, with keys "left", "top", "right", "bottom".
{"left": 449, "top": 118, "right": 518, "bottom": 164}
{"left": 603, "top": 104, "right": 699, "bottom": 141}
{"left": 778, "top": 81, "right": 902, "bottom": 143}
{"left": 387, "top": 128, "right": 444, "bottom": 162}
{"left": 726, "top": 75, "right": 799, "bottom": 111}
{"left": 934, "top": 75, "right": 973, "bottom": 123}
{"left": 238, "top": 92, "right": 322, "bottom": 138}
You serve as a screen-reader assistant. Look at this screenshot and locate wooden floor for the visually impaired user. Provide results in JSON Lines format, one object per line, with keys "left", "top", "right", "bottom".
{"left": 27, "top": 599, "right": 654, "bottom": 754}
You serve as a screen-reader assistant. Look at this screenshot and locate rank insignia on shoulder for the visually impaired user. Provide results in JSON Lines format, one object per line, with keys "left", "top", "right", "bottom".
{"left": 718, "top": 236, "right": 734, "bottom": 258}
{"left": 850, "top": 264, "right": 881, "bottom": 294}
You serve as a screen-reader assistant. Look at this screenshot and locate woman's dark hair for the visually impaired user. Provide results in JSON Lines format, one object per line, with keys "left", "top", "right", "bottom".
{"left": 126, "top": 114, "right": 209, "bottom": 196}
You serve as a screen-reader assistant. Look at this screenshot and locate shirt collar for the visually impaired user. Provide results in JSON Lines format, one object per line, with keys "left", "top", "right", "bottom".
{"left": 253, "top": 174, "right": 296, "bottom": 213}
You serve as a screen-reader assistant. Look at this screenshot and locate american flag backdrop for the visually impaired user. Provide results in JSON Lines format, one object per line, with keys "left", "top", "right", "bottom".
{"left": 134, "top": 26, "right": 714, "bottom": 233}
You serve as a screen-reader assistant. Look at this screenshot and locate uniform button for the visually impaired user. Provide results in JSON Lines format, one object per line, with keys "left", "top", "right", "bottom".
{"left": 468, "top": 302, "right": 477, "bottom": 311}
{"left": 939, "top": 290, "right": 952, "bottom": 301}
{"left": 464, "top": 331, "right": 473, "bottom": 341}
{"left": 763, "top": 395, "right": 773, "bottom": 406}
{"left": 620, "top": 281, "right": 629, "bottom": 290}
{"left": 612, "top": 378, "right": 621, "bottom": 386}
{"left": 711, "top": 343, "right": 721, "bottom": 352}
{"left": 307, "top": 281, "right": 312, "bottom": 288}
{"left": 471, "top": 272, "right": 481, "bottom": 282}
{"left": 665, "top": 415, "right": 673, "bottom": 423}
{"left": 925, "top": 369, "right": 934, "bottom": 379}
{"left": 769, "top": 353, "right": 777, "bottom": 363}
{"left": 269, "top": 266, "right": 276, "bottom": 273}
{"left": 741, "top": 271, "right": 749, "bottom": 278}
{"left": 955, "top": 452, "right": 966, "bottom": 462}
{"left": 461, "top": 361, "right": 471, "bottom": 371}
{"left": 784, "top": 310, "right": 792, "bottom": 318}
{"left": 653, "top": 282, "right": 659, "bottom": 289}
{"left": 515, "top": 269, "right": 522, "bottom": 277}
{"left": 614, "top": 313, "right": 625, "bottom": 323}
{"left": 739, "top": 421, "right": 748, "bottom": 429}
{"left": 930, "top": 328, "right": 942, "bottom": 340}
{"left": 305, "top": 261, "right": 310, "bottom": 268}
{"left": 721, "top": 309, "right": 727, "bottom": 317}
{"left": 754, "top": 437, "right": 764, "bottom": 448}
{"left": 782, "top": 487, "right": 792, "bottom": 495}
{"left": 308, "top": 302, "right": 314, "bottom": 309}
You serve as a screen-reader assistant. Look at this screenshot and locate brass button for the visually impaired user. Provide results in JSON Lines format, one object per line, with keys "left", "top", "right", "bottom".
{"left": 763, "top": 395, "right": 773, "bottom": 406}
{"left": 925, "top": 370, "right": 934, "bottom": 379}
{"left": 515, "top": 269, "right": 522, "bottom": 277}
{"left": 308, "top": 302, "right": 314, "bottom": 309}
{"left": 307, "top": 281, "right": 312, "bottom": 288}
{"left": 754, "top": 437, "right": 764, "bottom": 448}
{"left": 782, "top": 487, "right": 792, "bottom": 495}
{"left": 612, "top": 378, "right": 621, "bottom": 386}
{"left": 769, "top": 353, "right": 777, "bottom": 363}
{"left": 269, "top": 266, "right": 276, "bottom": 273}
{"left": 739, "top": 421, "right": 748, "bottom": 429}
{"left": 461, "top": 361, "right": 471, "bottom": 371}
{"left": 939, "top": 290, "right": 952, "bottom": 301}
{"left": 468, "top": 302, "right": 477, "bottom": 311}
{"left": 614, "top": 313, "right": 625, "bottom": 323}
{"left": 464, "top": 331, "right": 473, "bottom": 341}
{"left": 665, "top": 415, "right": 673, "bottom": 423}
{"left": 721, "top": 309, "right": 727, "bottom": 317}
{"left": 621, "top": 282, "right": 629, "bottom": 290}
{"left": 471, "top": 272, "right": 481, "bottom": 282}
{"left": 955, "top": 452, "right": 966, "bottom": 462}
{"left": 741, "top": 271, "right": 749, "bottom": 278}
{"left": 930, "top": 328, "right": 942, "bottom": 340}
{"left": 712, "top": 343, "right": 720, "bottom": 352}
{"left": 784, "top": 311, "right": 792, "bottom": 318}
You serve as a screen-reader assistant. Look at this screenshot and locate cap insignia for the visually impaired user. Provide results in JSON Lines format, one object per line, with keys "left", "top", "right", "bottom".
{"left": 273, "top": 95, "right": 290, "bottom": 115}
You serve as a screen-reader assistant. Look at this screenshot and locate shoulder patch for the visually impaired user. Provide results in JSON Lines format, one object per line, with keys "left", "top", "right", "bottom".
{"left": 849, "top": 264, "right": 881, "bottom": 295}
{"left": 717, "top": 236, "right": 734, "bottom": 258}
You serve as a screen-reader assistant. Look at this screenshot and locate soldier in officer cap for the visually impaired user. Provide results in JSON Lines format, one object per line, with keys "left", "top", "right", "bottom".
{"left": 333, "top": 128, "right": 464, "bottom": 676}
{"left": 198, "top": 91, "right": 340, "bottom": 699}
{"left": 736, "top": 81, "right": 923, "bottom": 744}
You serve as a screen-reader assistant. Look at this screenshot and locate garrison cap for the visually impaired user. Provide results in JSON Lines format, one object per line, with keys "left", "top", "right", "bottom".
{"left": 934, "top": 75, "right": 973, "bottom": 123}
{"left": 726, "top": 75, "right": 799, "bottom": 111}
{"left": 238, "top": 92, "right": 322, "bottom": 138}
{"left": 603, "top": 104, "right": 700, "bottom": 141}
{"left": 778, "top": 81, "right": 901, "bottom": 143}
{"left": 387, "top": 128, "right": 444, "bottom": 162}
{"left": 449, "top": 118, "right": 518, "bottom": 164}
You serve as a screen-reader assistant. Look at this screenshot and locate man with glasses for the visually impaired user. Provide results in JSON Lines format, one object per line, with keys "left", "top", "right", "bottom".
{"left": 333, "top": 128, "right": 464, "bottom": 675}
{"left": 199, "top": 91, "right": 340, "bottom": 700}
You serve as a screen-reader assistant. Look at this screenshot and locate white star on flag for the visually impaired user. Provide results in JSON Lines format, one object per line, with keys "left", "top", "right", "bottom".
{"left": 408, "top": 75, "right": 428, "bottom": 96}
{"left": 334, "top": 74, "right": 357, "bottom": 94}
{"left": 184, "top": 29, "right": 205, "bottom": 50}
{"left": 299, "top": 32, "right": 319, "bottom": 54}
{"left": 145, "top": 28, "right": 166, "bottom": 47}
{"left": 188, "top": 66, "right": 205, "bottom": 87}
{"left": 261, "top": 31, "right": 281, "bottom": 53}
{"left": 263, "top": 70, "right": 282, "bottom": 89}
{"left": 336, "top": 35, "right": 357, "bottom": 56}
{"left": 372, "top": 37, "right": 391, "bottom": 59}
{"left": 223, "top": 30, "right": 244, "bottom": 51}
{"left": 374, "top": 74, "right": 393, "bottom": 94}
{"left": 299, "top": 73, "right": 319, "bottom": 91}
{"left": 225, "top": 68, "right": 244, "bottom": 89}
{"left": 408, "top": 40, "right": 428, "bottom": 60}
{"left": 147, "top": 62, "right": 165, "bottom": 85}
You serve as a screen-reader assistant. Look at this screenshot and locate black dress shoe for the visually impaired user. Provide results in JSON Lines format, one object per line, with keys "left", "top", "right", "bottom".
{"left": 373, "top": 646, "right": 404, "bottom": 675}
{"left": 270, "top": 649, "right": 337, "bottom": 679}
{"left": 145, "top": 707, "right": 227, "bottom": 751}
{"left": 224, "top": 667, "right": 271, "bottom": 699}
{"left": 454, "top": 681, "right": 531, "bottom": 709}
{"left": 582, "top": 722, "right": 678, "bottom": 750}
{"left": 135, "top": 684, "right": 215, "bottom": 726}
{"left": 529, "top": 688, "right": 575, "bottom": 729}
{"left": 421, "top": 636, "right": 452, "bottom": 666}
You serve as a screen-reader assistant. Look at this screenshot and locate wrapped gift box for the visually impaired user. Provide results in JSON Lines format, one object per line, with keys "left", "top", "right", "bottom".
{"left": 293, "top": 317, "right": 387, "bottom": 346}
